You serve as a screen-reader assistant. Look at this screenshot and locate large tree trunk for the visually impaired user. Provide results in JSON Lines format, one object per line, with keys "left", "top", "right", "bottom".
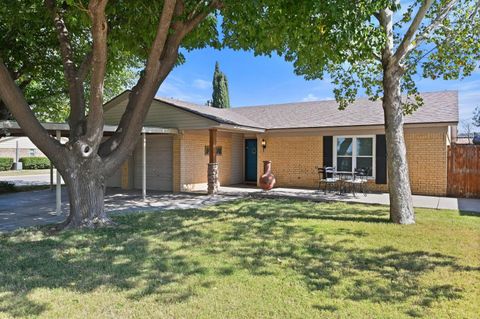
{"left": 382, "top": 65, "right": 415, "bottom": 224}
{"left": 60, "top": 155, "right": 112, "bottom": 229}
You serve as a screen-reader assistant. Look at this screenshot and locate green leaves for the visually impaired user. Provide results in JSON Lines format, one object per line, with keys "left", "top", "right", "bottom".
{"left": 222, "top": 0, "right": 480, "bottom": 112}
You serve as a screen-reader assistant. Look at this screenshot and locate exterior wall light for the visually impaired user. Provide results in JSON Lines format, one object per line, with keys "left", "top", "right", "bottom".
{"left": 261, "top": 139, "right": 266, "bottom": 151}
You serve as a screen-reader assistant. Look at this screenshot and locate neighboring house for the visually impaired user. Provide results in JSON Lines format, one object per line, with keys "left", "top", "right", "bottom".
{"left": 103, "top": 90, "right": 458, "bottom": 196}
{"left": 455, "top": 132, "right": 479, "bottom": 144}
{"left": 0, "top": 136, "right": 45, "bottom": 159}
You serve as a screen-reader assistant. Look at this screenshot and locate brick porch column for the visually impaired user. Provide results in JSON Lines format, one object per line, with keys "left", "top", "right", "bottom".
{"left": 208, "top": 128, "right": 218, "bottom": 194}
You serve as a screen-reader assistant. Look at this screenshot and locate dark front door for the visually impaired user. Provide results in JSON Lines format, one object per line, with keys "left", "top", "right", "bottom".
{"left": 245, "top": 139, "right": 257, "bottom": 182}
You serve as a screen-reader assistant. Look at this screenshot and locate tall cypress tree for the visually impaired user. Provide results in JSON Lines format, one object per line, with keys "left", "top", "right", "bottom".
{"left": 211, "top": 61, "right": 230, "bottom": 108}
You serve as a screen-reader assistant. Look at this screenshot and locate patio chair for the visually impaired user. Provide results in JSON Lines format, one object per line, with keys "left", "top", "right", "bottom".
{"left": 317, "top": 166, "right": 338, "bottom": 194}
{"left": 345, "top": 168, "right": 369, "bottom": 197}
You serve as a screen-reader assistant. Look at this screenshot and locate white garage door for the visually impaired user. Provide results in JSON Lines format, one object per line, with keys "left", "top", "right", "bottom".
{"left": 134, "top": 135, "right": 173, "bottom": 191}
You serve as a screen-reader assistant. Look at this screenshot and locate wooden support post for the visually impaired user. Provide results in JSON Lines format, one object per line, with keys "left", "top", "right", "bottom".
{"left": 209, "top": 128, "right": 217, "bottom": 163}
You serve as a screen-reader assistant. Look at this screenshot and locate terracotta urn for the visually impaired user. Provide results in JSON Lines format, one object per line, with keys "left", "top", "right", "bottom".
{"left": 259, "top": 160, "right": 276, "bottom": 190}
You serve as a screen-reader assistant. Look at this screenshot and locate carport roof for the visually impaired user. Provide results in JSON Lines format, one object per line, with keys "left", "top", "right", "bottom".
{"left": 0, "top": 120, "right": 177, "bottom": 136}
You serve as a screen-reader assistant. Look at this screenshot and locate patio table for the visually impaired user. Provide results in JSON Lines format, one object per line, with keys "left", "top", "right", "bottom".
{"left": 333, "top": 172, "right": 354, "bottom": 195}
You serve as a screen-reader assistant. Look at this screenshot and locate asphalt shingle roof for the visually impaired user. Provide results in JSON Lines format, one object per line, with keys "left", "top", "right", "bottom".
{"left": 229, "top": 91, "right": 458, "bottom": 129}
{"left": 155, "top": 97, "right": 264, "bottom": 128}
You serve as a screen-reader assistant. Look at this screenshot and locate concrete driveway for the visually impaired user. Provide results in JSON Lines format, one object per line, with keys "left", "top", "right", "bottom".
{"left": 0, "top": 188, "right": 241, "bottom": 232}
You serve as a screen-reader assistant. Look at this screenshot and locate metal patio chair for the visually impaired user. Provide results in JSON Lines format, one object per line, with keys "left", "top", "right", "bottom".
{"left": 345, "top": 168, "right": 369, "bottom": 197}
{"left": 318, "top": 166, "right": 338, "bottom": 194}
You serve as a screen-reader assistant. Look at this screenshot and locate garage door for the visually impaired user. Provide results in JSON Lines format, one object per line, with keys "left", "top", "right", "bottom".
{"left": 134, "top": 135, "right": 173, "bottom": 191}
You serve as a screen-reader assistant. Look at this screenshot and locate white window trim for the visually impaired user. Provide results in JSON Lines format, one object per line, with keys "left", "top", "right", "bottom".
{"left": 333, "top": 135, "right": 376, "bottom": 179}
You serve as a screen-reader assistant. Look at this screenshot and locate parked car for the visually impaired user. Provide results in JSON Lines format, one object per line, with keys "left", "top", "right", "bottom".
{"left": 473, "top": 133, "right": 480, "bottom": 145}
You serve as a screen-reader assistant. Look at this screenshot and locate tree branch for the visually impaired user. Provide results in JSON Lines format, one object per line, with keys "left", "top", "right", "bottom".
{"left": 182, "top": 0, "right": 222, "bottom": 35}
{"left": 44, "top": 0, "right": 86, "bottom": 138}
{"left": 83, "top": 0, "right": 109, "bottom": 150}
{"left": 100, "top": 0, "right": 221, "bottom": 175}
{"left": 393, "top": 0, "right": 434, "bottom": 63}
{"left": 98, "top": 0, "right": 178, "bottom": 162}
{"left": 0, "top": 60, "right": 65, "bottom": 165}
{"left": 413, "top": 0, "right": 458, "bottom": 45}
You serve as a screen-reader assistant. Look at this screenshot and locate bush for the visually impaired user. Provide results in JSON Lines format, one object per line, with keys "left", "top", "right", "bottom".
{"left": 0, "top": 157, "right": 13, "bottom": 171}
{"left": 19, "top": 157, "right": 51, "bottom": 169}
{"left": 0, "top": 181, "right": 15, "bottom": 193}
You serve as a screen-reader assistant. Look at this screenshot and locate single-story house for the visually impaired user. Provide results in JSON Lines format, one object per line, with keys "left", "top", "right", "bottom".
{"left": 0, "top": 136, "right": 46, "bottom": 159}
{"left": 104, "top": 90, "right": 458, "bottom": 196}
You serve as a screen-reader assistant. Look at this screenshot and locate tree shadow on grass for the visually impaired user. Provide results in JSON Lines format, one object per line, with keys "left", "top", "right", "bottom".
{"left": 0, "top": 198, "right": 476, "bottom": 318}
{"left": 194, "top": 200, "right": 476, "bottom": 316}
{"left": 0, "top": 210, "right": 216, "bottom": 318}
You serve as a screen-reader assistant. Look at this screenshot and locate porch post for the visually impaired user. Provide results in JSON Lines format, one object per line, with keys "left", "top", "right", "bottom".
{"left": 55, "top": 130, "right": 61, "bottom": 215}
{"left": 208, "top": 128, "right": 218, "bottom": 194}
{"left": 142, "top": 132, "right": 147, "bottom": 200}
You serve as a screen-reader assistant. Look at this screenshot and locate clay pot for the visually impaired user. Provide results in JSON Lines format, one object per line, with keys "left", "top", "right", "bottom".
{"left": 259, "top": 160, "right": 276, "bottom": 190}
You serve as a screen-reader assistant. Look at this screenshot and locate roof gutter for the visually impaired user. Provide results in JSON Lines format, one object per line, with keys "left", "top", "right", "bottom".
{"left": 0, "top": 120, "right": 178, "bottom": 135}
{"left": 214, "top": 123, "right": 265, "bottom": 133}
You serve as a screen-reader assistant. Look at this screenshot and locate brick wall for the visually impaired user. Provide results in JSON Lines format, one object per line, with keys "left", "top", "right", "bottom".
{"left": 406, "top": 130, "right": 447, "bottom": 195}
{"left": 257, "top": 135, "right": 323, "bottom": 188}
{"left": 259, "top": 127, "right": 448, "bottom": 196}
{"left": 174, "top": 130, "right": 242, "bottom": 192}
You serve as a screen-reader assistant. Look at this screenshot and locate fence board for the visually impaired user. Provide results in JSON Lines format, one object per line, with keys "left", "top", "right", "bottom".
{"left": 447, "top": 144, "right": 480, "bottom": 198}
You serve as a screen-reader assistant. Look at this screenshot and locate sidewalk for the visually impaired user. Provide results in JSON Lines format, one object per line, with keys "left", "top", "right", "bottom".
{"left": 218, "top": 186, "right": 480, "bottom": 213}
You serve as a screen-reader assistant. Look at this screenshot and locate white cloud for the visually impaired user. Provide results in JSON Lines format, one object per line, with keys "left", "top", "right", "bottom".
{"left": 192, "top": 79, "right": 211, "bottom": 90}
{"left": 302, "top": 93, "right": 319, "bottom": 102}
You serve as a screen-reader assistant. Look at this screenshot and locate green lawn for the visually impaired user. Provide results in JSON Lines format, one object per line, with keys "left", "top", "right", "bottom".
{"left": 0, "top": 199, "right": 479, "bottom": 319}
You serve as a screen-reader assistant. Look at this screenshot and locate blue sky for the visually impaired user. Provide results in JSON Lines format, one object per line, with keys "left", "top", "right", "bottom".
{"left": 158, "top": 47, "right": 479, "bottom": 126}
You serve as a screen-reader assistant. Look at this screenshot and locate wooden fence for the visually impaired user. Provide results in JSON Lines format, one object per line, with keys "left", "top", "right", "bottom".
{"left": 447, "top": 144, "right": 480, "bottom": 198}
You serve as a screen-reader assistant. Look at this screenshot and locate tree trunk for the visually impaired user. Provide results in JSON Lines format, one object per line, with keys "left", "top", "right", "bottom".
{"left": 61, "top": 156, "right": 112, "bottom": 229}
{"left": 382, "top": 65, "right": 415, "bottom": 224}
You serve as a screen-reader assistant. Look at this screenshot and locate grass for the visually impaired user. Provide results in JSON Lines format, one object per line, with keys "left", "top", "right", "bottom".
{"left": 0, "top": 199, "right": 478, "bottom": 319}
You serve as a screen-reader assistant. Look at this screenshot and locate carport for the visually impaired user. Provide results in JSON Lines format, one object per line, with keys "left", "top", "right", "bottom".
{"left": 0, "top": 120, "right": 177, "bottom": 214}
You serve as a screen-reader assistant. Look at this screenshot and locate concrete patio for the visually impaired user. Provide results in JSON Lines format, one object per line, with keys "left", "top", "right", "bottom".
{"left": 0, "top": 185, "right": 478, "bottom": 232}
{"left": 218, "top": 185, "right": 480, "bottom": 213}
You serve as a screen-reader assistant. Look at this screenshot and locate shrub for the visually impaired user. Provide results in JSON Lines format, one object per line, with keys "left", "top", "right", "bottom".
{"left": 0, "top": 157, "right": 13, "bottom": 171}
{"left": 19, "top": 157, "right": 51, "bottom": 169}
{"left": 0, "top": 181, "right": 15, "bottom": 193}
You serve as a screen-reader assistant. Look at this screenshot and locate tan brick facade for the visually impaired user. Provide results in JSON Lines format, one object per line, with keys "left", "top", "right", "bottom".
{"left": 405, "top": 130, "right": 448, "bottom": 195}
{"left": 116, "top": 125, "right": 449, "bottom": 197}
{"left": 257, "top": 126, "right": 449, "bottom": 196}
{"left": 172, "top": 130, "right": 243, "bottom": 192}
{"left": 257, "top": 135, "right": 323, "bottom": 188}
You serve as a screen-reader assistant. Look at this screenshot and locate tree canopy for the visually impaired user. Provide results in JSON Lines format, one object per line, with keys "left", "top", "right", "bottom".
{"left": 0, "top": 0, "right": 142, "bottom": 122}
{"left": 222, "top": 0, "right": 480, "bottom": 110}
{"left": 474, "top": 106, "right": 480, "bottom": 127}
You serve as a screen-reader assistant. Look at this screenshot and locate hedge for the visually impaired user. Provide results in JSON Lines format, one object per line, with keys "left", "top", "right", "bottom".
{"left": 0, "top": 157, "right": 13, "bottom": 171}
{"left": 19, "top": 157, "right": 51, "bottom": 169}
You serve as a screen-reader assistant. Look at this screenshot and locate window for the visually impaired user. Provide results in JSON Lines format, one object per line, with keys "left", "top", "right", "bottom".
{"left": 29, "top": 149, "right": 36, "bottom": 156}
{"left": 334, "top": 136, "right": 374, "bottom": 177}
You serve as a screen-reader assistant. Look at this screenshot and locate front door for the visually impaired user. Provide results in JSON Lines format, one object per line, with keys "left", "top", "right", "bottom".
{"left": 245, "top": 139, "right": 257, "bottom": 182}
